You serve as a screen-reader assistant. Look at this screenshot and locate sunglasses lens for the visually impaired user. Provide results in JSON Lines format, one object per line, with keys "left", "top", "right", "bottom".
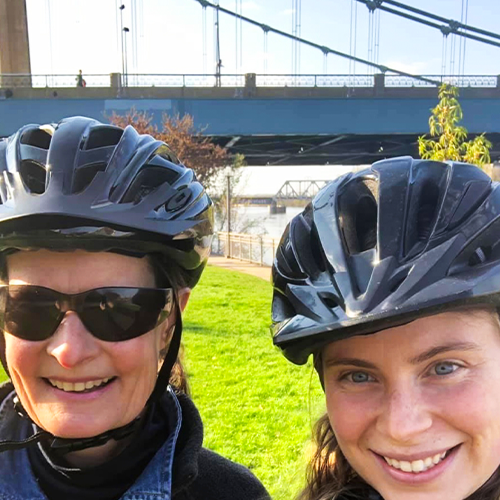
{"left": 81, "top": 288, "right": 172, "bottom": 341}
{"left": 0, "top": 286, "right": 173, "bottom": 342}
{"left": 2, "top": 286, "right": 62, "bottom": 341}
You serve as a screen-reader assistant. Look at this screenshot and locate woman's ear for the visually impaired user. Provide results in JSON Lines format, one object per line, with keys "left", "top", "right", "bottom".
{"left": 177, "top": 287, "right": 191, "bottom": 312}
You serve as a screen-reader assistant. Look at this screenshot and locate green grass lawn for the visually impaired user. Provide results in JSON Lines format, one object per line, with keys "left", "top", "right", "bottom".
{"left": 183, "top": 266, "right": 324, "bottom": 498}
{"left": 0, "top": 265, "right": 325, "bottom": 499}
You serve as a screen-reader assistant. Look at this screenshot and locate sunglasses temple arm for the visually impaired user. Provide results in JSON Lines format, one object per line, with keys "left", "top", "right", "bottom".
{"left": 147, "top": 300, "right": 182, "bottom": 405}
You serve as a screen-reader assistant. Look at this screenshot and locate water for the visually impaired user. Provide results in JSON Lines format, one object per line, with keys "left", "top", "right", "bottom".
{"left": 229, "top": 205, "right": 304, "bottom": 238}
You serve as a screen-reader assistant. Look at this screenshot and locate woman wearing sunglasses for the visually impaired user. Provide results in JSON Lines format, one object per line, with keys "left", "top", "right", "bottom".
{"left": 272, "top": 156, "right": 500, "bottom": 500}
{"left": 0, "top": 117, "right": 269, "bottom": 500}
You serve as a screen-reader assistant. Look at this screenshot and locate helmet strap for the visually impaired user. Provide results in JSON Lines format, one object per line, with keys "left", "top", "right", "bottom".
{"left": 147, "top": 300, "right": 182, "bottom": 405}
{"left": 0, "top": 428, "right": 50, "bottom": 453}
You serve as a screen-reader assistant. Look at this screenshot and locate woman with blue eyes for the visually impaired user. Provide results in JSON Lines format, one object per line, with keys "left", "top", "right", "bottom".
{"left": 271, "top": 156, "right": 500, "bottom": 500}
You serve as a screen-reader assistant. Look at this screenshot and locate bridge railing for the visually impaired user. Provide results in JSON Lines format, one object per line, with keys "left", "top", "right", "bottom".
{"left": 384, "top": 75, "right": 499, "bottom": 88}
{"left": 1, "top": 73, "right": 499, "bottom": 89}
{"left": 213, "top": 232, "right": 280, "bottom": 267}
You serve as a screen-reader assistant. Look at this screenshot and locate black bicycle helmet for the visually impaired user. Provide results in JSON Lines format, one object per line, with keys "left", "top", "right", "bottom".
{"left": 0, "top": 116, "right": 213, "bottom": 453}
{"left": 0, "top": 115, "right": 212, "bottom": 288}
{"left": 272, "top": 156, "right": 500, "bottom": 365}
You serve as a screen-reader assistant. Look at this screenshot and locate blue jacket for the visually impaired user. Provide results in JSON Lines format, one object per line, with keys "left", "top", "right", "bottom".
{"left": 0, "top": 382, "right": 270, "bottom": 500}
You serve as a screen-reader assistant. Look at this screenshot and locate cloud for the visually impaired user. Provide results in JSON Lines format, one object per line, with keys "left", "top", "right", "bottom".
{"left": 282, "top": 8, "right": 295, "bottom": 15}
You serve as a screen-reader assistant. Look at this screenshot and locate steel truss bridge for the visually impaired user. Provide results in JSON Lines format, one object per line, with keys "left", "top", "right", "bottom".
{"left": 236, "top": 180, "right": 331, "bottom": 206}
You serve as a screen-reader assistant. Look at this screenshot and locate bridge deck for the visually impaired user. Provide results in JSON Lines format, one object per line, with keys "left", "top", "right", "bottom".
{"left": 2, "top": 82, "right": 500, "bottom": 164}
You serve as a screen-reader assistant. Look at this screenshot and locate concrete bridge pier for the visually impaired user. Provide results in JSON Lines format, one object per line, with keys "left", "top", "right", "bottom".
{"left": 270, "top": 200, "right": 286, "bottom": 214}
{"left": 0, "top": 0, "right": 31, "bottom": 87}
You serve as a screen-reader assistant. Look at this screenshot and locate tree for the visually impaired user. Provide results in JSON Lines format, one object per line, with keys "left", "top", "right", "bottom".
{"left": 109, "top": 109, "right": 239, "bottom": 189}
{"left": 418, "top": 83, "right": 492, "bottom": 168}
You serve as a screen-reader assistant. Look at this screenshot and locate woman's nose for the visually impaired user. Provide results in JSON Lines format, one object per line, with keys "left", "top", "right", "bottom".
{"left": 46, "top": 312, "right": 100, "bottom": 369}
{"left": 376, "top": 386, "right": 433, "bottom": 443}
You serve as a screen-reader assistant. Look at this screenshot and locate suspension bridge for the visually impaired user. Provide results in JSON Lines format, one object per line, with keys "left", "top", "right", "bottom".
{"left": 0, "top": 0, "right": 499, "bottom": 165}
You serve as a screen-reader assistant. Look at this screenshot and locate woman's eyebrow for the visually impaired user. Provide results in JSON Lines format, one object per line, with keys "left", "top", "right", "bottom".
{"left": 324, "top": 358, "right": 377, "bottom": 369}
{"left": 324, "top": 342, "right": 481, "bottom": 369}
{"left": 408, "top": 342, "right": 480, "bottom": 365}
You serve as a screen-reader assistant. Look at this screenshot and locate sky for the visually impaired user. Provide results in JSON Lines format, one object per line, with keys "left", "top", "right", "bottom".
{"left": 26, "top": 0, "right": 500, "bottom": 78}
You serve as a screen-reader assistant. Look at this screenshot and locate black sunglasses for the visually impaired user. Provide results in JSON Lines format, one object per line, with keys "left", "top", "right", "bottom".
{"left": 0, "top": 285, "right": 174, "bottom": 342}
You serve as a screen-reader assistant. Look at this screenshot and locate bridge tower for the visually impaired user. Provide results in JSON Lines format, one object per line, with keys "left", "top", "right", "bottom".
{"left": 0, "top": 0, "right": 31, "bottom": 78}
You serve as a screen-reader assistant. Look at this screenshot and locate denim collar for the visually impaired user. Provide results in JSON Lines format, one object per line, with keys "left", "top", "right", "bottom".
{"left": 0, "top": 385, "right": 182, "bottom": 500}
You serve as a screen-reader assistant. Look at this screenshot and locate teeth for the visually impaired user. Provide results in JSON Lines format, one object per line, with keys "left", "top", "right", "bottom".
{"left": 400, "top": 461, "right": 412, "bottom": 472}
{"left": 48, "top": 377, "right": 111, "bottom": 392}
{"left": 411, "top": 460, "right": 425, "bottom": 472}
{"left": 383, "top": 450, "right": 449, "bottom": 473}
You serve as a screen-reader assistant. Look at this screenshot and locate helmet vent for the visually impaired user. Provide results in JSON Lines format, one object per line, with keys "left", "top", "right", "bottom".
{"left": 19, "top": 160, "right": 47, "bottom": 194}
{"left": 20, "top": 129, "right": 51, "bottom": 149}
{"left": 310, "top": 227, "right": 326, "bottom": 273}
{"left": 356, "top": 196, "right": 377, "bottom": 252}
{"left": 417, "top": 181, "right": 439, "bottom": 241}
{"left": 84, "top": 127, "right": 123, "bottom": 150}
{"left": 319, "top": 293, "right": 338, "bottom": 310}
{"left": 389, "top": 269, "right": 410, "bottom": 294}
{"left": 122, "top": 167, "right": 179, "bottom": 204}
{"left": 338, "top": 179, "right": 378, "bottom": 255}
{"left": 405, "top": 180, "right": 440, "bottom": 258}
{"left": 271, "top": 293, "right": 296, "bottom": 324}
{"left": 72, "top": 162, "right": 107, "bottom": 194}
{"left": 147, "top": 155, "right": 182, "bottom": 180}
{"left": 276, "top": 233, "right": 307, "bottom": 280}
{"left": 468, "top": 246, "right": 491, "bottom": 267}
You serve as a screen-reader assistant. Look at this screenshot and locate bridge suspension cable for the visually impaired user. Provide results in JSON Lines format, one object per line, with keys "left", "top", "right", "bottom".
{"left": 46, "top": 0, "right": 54, "bottom": 78}
{"left": 356, "top": 0, "right": 500, "bottom": 49}
{"left": 457, "top": 0, "right": 469, "bottom": 78}
{"left": 441, "top": 33, "right": 448, "bottom": 76}
{"left": 349, "top": 0, "right": 358, "bottom": 78}
{"left": 214, "top": 1, "right": 221, "bottom": 87}
{"left": 366, "top": 6, "right": 381, "bottom": 73}
{"left": 235, "top": 0, "right": 242, "bottom": 73}
{"left": 263, "top": 28, "right": 269, "bottom": 74}
{"left": 193, "top": 0, "right": 440, "bottom": 85}
{"left": 202, "top": 5, "right": 208, "bottom": 75}
{"left": 291, "top": 0, "right": 302, "bottom": 75}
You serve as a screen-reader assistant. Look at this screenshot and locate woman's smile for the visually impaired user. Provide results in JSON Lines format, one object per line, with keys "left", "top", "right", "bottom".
{"left": 46, "top": 376, "right": 115, "bottom": 393}
{"left": 4, "top": 250, "right": 169, "bottom": 439}
{"left": 42, "top": 375, "right": 118, "bottom": 402}
{"left": 377, "top": 447, "right": 453, "bottom": 472}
